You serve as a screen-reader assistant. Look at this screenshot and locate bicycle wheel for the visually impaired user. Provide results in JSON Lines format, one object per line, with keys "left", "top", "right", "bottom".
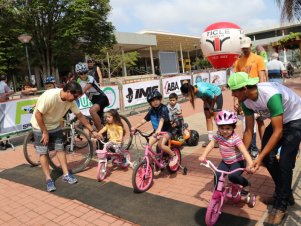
{"left": 167, "top": 147, "right": 182, "bottom": 173}
{"left": 48, "top": 127, "right": 93, "bottom": 174}
{"left": 96, "top": 162, "right": 107, "bottom": 181}
{"left": 23, "top": 131, "right": 40, "bottom": 166}
{"left": 120, "top": 115, "right": 133, "bottom": 150}
{"left": 72, "top": 116, "right": 94, "bottom": 149}
{"left": 132, "top": 160, "right": 153, "bottom": 193}
{"left": 205, "top": 192, "right": 222, "bottom": 226}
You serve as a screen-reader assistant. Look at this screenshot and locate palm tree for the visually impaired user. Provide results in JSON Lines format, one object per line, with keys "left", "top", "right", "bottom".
{"left": 276, "top": 0, "right": 301, "bottom": 21}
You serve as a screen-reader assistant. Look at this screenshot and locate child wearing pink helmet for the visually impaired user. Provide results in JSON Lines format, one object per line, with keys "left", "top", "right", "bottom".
{"left": 199, "top": 110, "right": 254, "bottom": 194}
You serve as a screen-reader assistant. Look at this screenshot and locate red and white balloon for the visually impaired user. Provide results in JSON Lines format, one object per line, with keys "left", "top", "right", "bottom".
{"left": 200, "top": 22, "right": 244, "bottom": 69}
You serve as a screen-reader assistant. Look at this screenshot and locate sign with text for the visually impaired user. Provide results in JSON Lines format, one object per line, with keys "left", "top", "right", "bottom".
{"left": 162, "top": 75, "right": 191, "bottom": 98}
{"left": 123, "top": 80, "right": 160, "bottom": 107}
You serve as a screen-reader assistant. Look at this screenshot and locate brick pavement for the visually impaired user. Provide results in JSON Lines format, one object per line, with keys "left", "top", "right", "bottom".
{"left": 0, "top": 77, "right": 301, "bottom": 225}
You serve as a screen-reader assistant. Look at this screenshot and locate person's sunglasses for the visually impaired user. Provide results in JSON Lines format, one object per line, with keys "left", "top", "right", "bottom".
{"left": 78, "top": 72, "right": 88, "bottom": 75}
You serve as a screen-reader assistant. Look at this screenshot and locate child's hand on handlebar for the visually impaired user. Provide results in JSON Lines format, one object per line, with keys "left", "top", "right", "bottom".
{"left": 130, "top": 127, "right": 136, "bottom": 135}
{"left": 199, "top": 155, "right": 207, "bottom": 163}
{"left": 246, "top": 165, "right": 255, "bottom": 174}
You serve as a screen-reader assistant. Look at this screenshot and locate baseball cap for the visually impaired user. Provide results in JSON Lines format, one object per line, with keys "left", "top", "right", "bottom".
{"left": 227, "top": 72, "right": 259, "bottom": 90}
{"left": 240, "top": 37, "right": 252, "bottom": 48}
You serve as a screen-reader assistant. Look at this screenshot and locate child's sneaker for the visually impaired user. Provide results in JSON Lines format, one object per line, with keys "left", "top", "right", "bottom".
{"left": 62, "top": 173, "right": 78, "bottom": 184}
{"left": 169, "top": 155, "right": 178, "bottom": 167}
{"left": 46, "top": 179, "right": 56, "bottom": 192}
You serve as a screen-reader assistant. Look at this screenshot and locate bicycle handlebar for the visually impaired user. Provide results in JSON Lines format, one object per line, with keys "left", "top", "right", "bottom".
{"left": 200, "top": 159, "right": 246, "bottom": 175}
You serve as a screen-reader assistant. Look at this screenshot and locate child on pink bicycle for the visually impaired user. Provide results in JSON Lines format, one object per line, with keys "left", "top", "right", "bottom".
{"left": 131, "top": 90, "right": 178, "bottom": 167}
{"left": 199, "top": 110, "right": 255, "bottom": 195}
{"left": 97, "top": 109, "right": 129, "bottom": 166}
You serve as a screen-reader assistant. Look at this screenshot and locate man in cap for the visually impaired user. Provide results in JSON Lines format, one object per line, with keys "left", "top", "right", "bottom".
{"left": 228, "top": 72, "right": 301, "bottom": 225}
{"left": 235, "top": 36, "right": 267, "bottom": 158}
{"left": 235, "top": 37, "right": 266, "bottom": 82}
{"left": 267, "top": 52, "right": 287, "bottom": 84}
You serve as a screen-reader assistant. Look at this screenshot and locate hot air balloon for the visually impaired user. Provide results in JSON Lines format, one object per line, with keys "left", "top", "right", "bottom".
{"left": 200, "top": 22, "right": 245, "bottom": 69}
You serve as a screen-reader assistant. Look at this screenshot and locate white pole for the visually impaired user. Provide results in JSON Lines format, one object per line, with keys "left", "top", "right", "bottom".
{"left": 282, "top": 30, "right": 288, "bottom": 66}
{"left": 149, "top": 46, "right": 155, "bottom": 75}
{"left": 121, "top": 47, "right": 127, "bottom": 77}
{"left": 180, "top": 43, "right": 185, "bottom": 73}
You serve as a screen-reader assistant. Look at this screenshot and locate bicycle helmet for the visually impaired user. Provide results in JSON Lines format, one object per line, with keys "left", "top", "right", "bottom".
{"left": 44, "top": 76, "right": 55, "bottom": 84}
{"left": 147, "top": 90, "right": 162, "bottom": 103}
{"left": 215, "top": 110, "right": 237, "bottom": 125}
{"left": 75, "top": 62, "right": 88, "bottom": 73}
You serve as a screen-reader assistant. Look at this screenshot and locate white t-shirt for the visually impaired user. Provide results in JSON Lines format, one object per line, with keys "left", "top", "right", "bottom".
{"left": 267, "top": 59, "right": 285, "bottom": 76}
{"left": 167, "top": 103, "right": 181, "bottom": 120}
{"left": 77, "top": 75, "right": 105, "bottom": 100}
{"left": 242, "top": 82, "right": 301, "bottom": 124}
{"left": 30, "top": 88, "right": 80, "bottom": 130}
{"left": 0, "top": 81, "right": 11, "bottom": 101}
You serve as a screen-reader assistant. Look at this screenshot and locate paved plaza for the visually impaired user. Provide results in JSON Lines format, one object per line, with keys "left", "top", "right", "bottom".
{"left": 0, "top": 78, "right": 301, "bottom": 225}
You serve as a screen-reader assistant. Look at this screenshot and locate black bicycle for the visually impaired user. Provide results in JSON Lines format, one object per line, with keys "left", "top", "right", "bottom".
{"left": 23, "top": 111, "right": 133, "bottom": 173}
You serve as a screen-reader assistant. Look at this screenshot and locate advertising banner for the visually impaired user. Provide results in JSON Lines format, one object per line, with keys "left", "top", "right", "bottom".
{"left": 123, "top": 80, "right": 160, "bottom": 107}
{"left": 77, "top": 85, "right": 120, "bottom": 116}
{"left": 192, "top": 72, "right": 210, "bottom": 85}
{"left": 161, "top": 75, "right": 191, "bottom": 98}
{"left": 0, "top": 98, "right": 37, "bottom": 137}
{"left": 0, "top": 85, "right": 120, "bottom": 137}
{"left": 209, "top": 70, "right": 227, "bottom": 85}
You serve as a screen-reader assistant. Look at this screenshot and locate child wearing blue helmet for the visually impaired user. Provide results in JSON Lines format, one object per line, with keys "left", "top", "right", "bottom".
{"left": 131, "top": 90, "right": 178, "bottom": 167}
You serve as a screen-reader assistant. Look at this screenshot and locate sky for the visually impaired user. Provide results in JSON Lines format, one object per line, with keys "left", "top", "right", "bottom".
{"left": 108, "top": 0, "right": 284, "bottom": 36}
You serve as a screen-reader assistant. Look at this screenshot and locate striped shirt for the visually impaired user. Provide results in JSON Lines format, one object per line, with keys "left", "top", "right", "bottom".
{"left": 213, "top": 132, "right": 244, "bottom": 164}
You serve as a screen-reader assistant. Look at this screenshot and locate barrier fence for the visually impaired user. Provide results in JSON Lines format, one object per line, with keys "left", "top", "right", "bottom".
{"left": 0, "top": 70, "right": 228, "bottom": 139}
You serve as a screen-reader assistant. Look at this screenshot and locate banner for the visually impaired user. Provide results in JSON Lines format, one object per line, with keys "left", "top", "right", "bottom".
{"left": 161, "top": 75, "right": 191, "bottom": 98}
{"left": 192, "top": 72, "right": 210, "bottom": 85}
{"left": 0, "top": 85, "right": 120, "bottom": 137}
{"left": 77, "top": 85, "right": 120, "bottom": 116}
{"left": 123, "top": 80, "right": 160, "bottom": 107}
{"left": 0, "top": 98, "right": 37, "bottom": 137}
{"left": 209, "top": 70, "right": 227, "bottom": 85}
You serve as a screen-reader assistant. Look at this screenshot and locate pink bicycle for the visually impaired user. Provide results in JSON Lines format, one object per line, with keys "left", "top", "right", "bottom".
{"left": 96, "top": 139, "right": 131, "bottom": 181}
{"left": 132, "top": 129, "right": 187, "bottom": 193}
{"left": 200, "top": 160, "right": 256, "bottom": 226}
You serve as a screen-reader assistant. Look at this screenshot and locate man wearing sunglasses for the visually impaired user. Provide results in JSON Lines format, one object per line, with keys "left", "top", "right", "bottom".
{"left": 75, "top": 62, "right": 109, "bottom": 131}
{"left": 30, "top": 81, "right": 98, "bottom": 192}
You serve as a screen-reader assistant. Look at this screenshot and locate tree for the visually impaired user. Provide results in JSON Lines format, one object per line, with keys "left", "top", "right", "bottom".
{"left": 91, "top": 48, "right": 140, "bottom": 78}
{"left": 6, "top": 0, "right": 116, "bottom": 82}
{"left": 276, "top": 0, "right": 301, "bottom": 21}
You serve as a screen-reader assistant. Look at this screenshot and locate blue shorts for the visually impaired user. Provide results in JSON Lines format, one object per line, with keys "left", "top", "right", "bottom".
{"left": 33, "top": 127, "right": 65, "bottom": 155}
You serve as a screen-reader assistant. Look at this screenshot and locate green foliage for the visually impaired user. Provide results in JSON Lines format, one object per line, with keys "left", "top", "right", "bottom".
{"left": 3, "top": 0, "right": 116, "bottom": 77}
{"left": 271, "top": 32, "right": 301, "bottom": 49}
{"left": 193, "top": 57, "right": 212, "bottom": 69}
{"left": 91, "top": 48, "right": 140, "bottom": 76}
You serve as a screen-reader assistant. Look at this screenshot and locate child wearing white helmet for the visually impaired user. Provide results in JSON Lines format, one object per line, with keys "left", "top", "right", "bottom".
{"left": 199, "top": 110, "right": 254, "bottom": 194}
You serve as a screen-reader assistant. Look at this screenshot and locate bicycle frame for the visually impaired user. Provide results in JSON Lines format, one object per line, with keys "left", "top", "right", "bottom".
{"left": 141, "top": 144, "right": 165, "bottom": 173}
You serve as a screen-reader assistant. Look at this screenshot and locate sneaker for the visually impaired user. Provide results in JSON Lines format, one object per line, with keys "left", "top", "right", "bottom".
{"left": 62, "top": 173, "right": 78, "bottom": 184}
{"left": 169, "top": 155, "right": 178, "bottom": 167}
{"left": 46, "top": 179, "right": 56, "bottom": 192}
{"left": 270, "top": 208, "right": 286, "bottom": 225}
{"left": 0, "top": 142, "right": 6, "bottom": 151}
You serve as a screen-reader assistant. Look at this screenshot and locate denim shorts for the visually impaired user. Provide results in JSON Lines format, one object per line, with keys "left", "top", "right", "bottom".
{"left": 33, "top": 127, "right": 65, "bottom": 155}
